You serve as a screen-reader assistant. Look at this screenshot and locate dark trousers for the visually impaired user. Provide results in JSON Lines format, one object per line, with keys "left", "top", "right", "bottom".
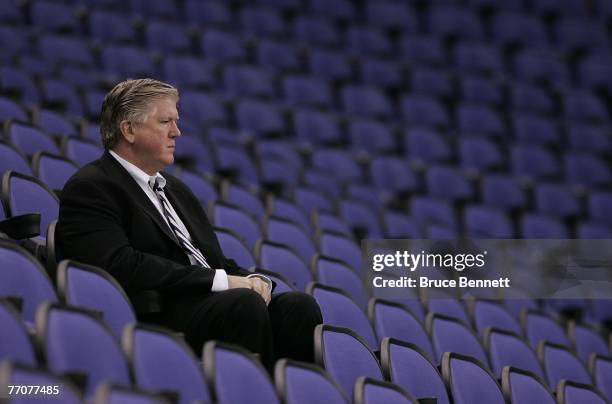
{"left": 161, "top": 289, "right": 322, "bottom": 371}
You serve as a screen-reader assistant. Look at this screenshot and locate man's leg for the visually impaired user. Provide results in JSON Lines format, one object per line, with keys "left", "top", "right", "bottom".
{"left": 267, "top": 291, "right": 322, "bottom": 363}
{"left": 168, "top": 288, "right": 274, "bottom": 367}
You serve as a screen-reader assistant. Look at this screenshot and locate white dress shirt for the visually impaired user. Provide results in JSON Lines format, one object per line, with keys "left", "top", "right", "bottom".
{"left": 109, "top": 150, "right": 229, "bottom": 291}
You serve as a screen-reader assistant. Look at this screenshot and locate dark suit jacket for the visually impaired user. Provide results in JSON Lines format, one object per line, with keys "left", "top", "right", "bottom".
{"left": 57, "top": 151, "right": 250, "bottom": 319}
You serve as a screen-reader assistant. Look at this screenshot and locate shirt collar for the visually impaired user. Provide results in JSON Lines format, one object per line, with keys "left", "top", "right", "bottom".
{"left": 109, "top": 149, "right": 165, "bottom": 190}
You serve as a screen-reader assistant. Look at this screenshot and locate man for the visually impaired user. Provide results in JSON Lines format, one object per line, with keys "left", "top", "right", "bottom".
{"left": 57, "top": 78, "right": 321, "bottom": 370}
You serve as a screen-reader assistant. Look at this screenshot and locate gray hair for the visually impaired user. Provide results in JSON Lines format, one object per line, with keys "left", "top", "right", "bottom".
{"left": 100, "top": 78, "right": 179, "bottom": 150}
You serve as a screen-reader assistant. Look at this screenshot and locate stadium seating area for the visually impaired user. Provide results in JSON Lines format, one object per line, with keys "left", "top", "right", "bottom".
{"left": 1, "top": 0, "right": 612, "bottom": 402}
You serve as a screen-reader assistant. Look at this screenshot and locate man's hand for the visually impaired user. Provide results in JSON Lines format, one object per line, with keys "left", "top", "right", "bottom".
{"left": 227, "top": 275, "right": 271, "bottom": 305}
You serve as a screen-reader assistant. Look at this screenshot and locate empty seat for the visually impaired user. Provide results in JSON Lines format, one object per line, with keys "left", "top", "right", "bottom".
{"left": 240, "top": 6, "right": 286, "bottom": 37}
{"left": 314, "top": 255, "right": 369, "bottom": 311}
{"left": 264, "top": 216, "right": 316, "bottom": 264}
{"left": 60, "top": 137, "right": 102, "bottom": 166}
{"left": 471, "top": 300, "right": 521, "bottom": 336}
{"left": 294, "top": 16, "right": 340, "bottom": 48}
{"left": 283, "top": 75, "right": 333, "bottom": 108}
{"left": 224, "top": 66, "right": 274, "bottom": 98}
{"left": 535, "top": 183, "right": 580, "bottom": 218}
{"left": 0, "top": 361, "right": 81, "bottom": 404}
{"left": 2, "top": 171, "right": 59, "bottom": 236}
{"left": 457, "top": 104, "right": 504, "bottom": 137}
{"left": 210, "top": 201, "right": 260, "bottom": 249}
{"left": 35, "top": 304, "right": 131, "bottom": 398}
{"left": 464, "top": 205, "right": 514, "bottom": 238}
{"left": 308, "top": 49, "right": 352, "bottom": 81}
{"left": 513, "top": 114, "right": 560, "bottom": 145}
{"left": 0, "top": 142, "right": 34, "bottom": 176}
{"left": 163, "top": 57, "right": 214, "bottom": 90}
{"left": 293, "top": 186, "right": 334, "bottom": 214}
{"left": 201, "top": 30, "right": 246, "bottom": 63}
{"left": 348, "top": 119, "right": 395, "bottom": 155}
{"left": 317, "top": 232, "right": 361, "bottom": 275}
{"left": 454, "top": 43, "right": 503, "bottom": 75}
{"left": 382, "top": 211, "right": 422, "bottom": 239}
{"left": 256, "top": 240, "right": 311, "bottom": 291}
{"left": 520, "top": 214, "right": 568, "bottom": 238}
{"left": 185, "top": 0, "right": 232, "bottom": 28}
{"left": 366, "top": 2, "right": 416, "bottom": 31}
{"left": 401, "top": 35, "right": 445, "bottom": 66}
{"left": 589, "top": 355, "right": 612, "bottom": 402}
{"left": 485, "top": 328, "right": 544, "bottom": 378}
{"left": 314, "top": 324, "right": 383, "bottom": 400}
{"left": 341, "top": 85, "right": 393, "bottom": 119}
{"left": 405, "top": 127, "right": 451, "bottom": 164}
{"left": 94, "top": 384, "right": 167, "bottom": 404}
{"left": 568, "top": 124, "right": 611, "bottom": 154}
{"left": 89, "top": 10, "right": 135, "bottom": 44}
{"left": 511, "top": 84, "right": 554, "bottom": 114}
{"left": 145, "top": 21, "right": 191, "bottom": 53}
{"left": 459, "top": 137, "right": 504, "bottom": 172}
{"left": 567, "top": 322, "right": 609, "bottom": 363}
{"left": 426, "top": 165, "right": 473, "bottom": 202}
{"left": 308, "top": 283, "right": 377, "bottom": 348}
{"left": 338, "top": 200, "right": 382, "bottom": 238}
{"left": 511, "top": 145, "right": 559, "bottom": 180}
{"left": 360, "top": 59, "right": 402, "bottom": 89}
{"left": 556, "top": 380, "right": 608, "bottom": 404}
{"left": 57, "top": 260, "right": 136, "bottom": 337}
{"left": 294, "top": 109, "right": 342, "bottom": 146}
{"left": 6, "top": 122, "right": 59, "bottom": 156}
{"left": 369, "top": 156, "right": 417, "bottom": 195}
{"left": 310, "top": 0, "right": 355, "bottom": 20}
{"left": 312, "top": 211, "right": 352, "bottom": 236}
{"left": 203, "top": 341, "right": 280, "bottom": 404}
{"left": 538, "top": 342, "right": 592, "bottom": 388}
{"left": 353, "top": 377, "right": 416, "bottom": 404}
{"left": 101, "top": 45, "right": 157, "bottom": 77}
{"left": 32, "top": 152, "right": 77, "bottom": 191}
{"left": 346, "top": 26, "right": 392, "bottom": 57}
{"left": 481, "top": 175, "right": 527, "bottom": 211}
{"left": 122, "top": 323, "right": 212, "bottom": 404}
{"left": 501, "top": 367, "right": 555, "bottom": 404}
{"left": 369, "top": 299, "right": 434, "bottom": 360}
{"left": 179, "top": 91, "right": 227, "bottom": 127}
{"left": 401, "top": 95, "right": 448, "bottom": 128}
{"left": 562, "top": 89, "right": 608, "bottom": 124}
{"left": 441, "top": 352, "right": 505, "bottom": 404}
{"left": 460, "top": 76, "right": 503, "bottom": 106}
{"left": 429, "top": 6, "right": 484, "bottom": 41}
{"left": 492, "top": 12, "right": 548, "bottom": 48}
{"left": 176, "top": 170, "right": 217, "bottom": 206}
{"left": 38, "top": 35, "right": 94, "bottom": 67}
{"left": 0, "top": 300, "right": 37, "bottom": 365}
{"left": 410, "top": 197, "right": 457, "bottom": 230}
{"left": 565, "top": 153, "right": 612, "bottom": 188}
{"left": 257, "top": 39, "right": 300, "bottom": 73}
{"left": 427, "top": 313, "right": 489, "bottom": 366}
{"left": 0, "top": 96, "right": 28, "bottom": 122}
{"left": 513, "top": 49, "right": 570, "bottom": 87}
{"left": 235, "top": 99, "right": 284, "bottom": 137}
{"left": 274, "top": 359, "right": 348, "bottom": 404}
{"left": 213, "top": 227, "right": 256, "bottom": 269}
{"left": 380, "top": 338, "right": 450, "bottom": 404}
{"left": 522, "top": 310, "right": 571, "bottom": 349}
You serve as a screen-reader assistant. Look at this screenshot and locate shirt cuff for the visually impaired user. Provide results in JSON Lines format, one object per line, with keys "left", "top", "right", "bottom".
{"left": 211, "top": 269, "right": 229, "bottom": 291}
{"left": 246, "top": 274, "right": 273, "bottom": 291}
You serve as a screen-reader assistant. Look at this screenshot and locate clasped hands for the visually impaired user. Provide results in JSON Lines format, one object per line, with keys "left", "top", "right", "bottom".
{"left": 227, "top": 275, "right": 271, "bottom": 305}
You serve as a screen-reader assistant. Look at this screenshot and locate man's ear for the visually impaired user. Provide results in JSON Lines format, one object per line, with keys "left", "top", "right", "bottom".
{"left": 119, "top": 120, "right": 135, "bottom": 144}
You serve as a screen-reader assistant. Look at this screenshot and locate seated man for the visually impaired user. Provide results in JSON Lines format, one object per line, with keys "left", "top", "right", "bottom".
{"left": 57, "top": 78, "right": 321, "bottom": 370}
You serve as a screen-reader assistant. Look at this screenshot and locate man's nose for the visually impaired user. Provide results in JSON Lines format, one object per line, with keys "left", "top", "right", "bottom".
{"left": 171, "top": 121, "right": 181, "bottom": 136}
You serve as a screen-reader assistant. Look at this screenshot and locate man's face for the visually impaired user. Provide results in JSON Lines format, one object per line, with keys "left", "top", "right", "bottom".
{"left": 131, "top": 97, "right": 180, "bottom": 175}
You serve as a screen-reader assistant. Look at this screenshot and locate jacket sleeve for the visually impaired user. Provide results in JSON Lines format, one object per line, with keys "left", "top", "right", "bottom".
{"left": 57, "top": 178, "right": 217, "bottom": 295}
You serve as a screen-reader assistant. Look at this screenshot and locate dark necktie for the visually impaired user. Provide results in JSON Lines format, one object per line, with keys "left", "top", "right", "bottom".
{"left": 149, "top": 177, "right": 211, "bottom": 268}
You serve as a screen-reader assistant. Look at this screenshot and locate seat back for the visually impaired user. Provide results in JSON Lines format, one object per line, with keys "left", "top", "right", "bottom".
{"left": 0, "top": 300, "right": 36, "bottom": 365}
{"left": 36, "top": 304, "right": 131, "bottom": 397}
{"left": 381, "top": 338, "right": 450, "bottom": 404}
{"left": 314, "top": 325, "right": 383, "bottom": 400}
{"left": 57, "top": 260, "right": 136, "bottom": 337}
{"left": 441, "top": 352, "right": 505, "bottom": 404}
{"left": 369, "top": 299, "right": 434, "bottom": 360}
{"left": 0, "top": 241, "right": 57, "bottom": 322}
{"left": 2, "top": 170, "right": 59, "bottom": 235}
{"left": 203, "top": 341, "right": 280, "bottom": 404}
{"left": 427, "top": 313, "right": 488, "bottom": 366}
{"left": 123, "top": 324, "right": 211, "bottom": 404}
{"left": 472, "top": 300, "right": 521, "bottom": 335}
{"left": 32, "top": 152, "right": 78, "bottom": 191}
{"left": 274, "top": 359, "right": 347, "bottom": 404}
{"left": 522, "top": 310, "right": 571, "bottom": 348}
{"left": 353, "top": 377, "right": 416, "bottom": 404}
{"left": 538, "top": 342, "right": 591, "bottom": 388}
{"left": 213, "top": 227, "right": 255, "bottom": 269}
{"left": 308, "top": 284, "right": 377, "bottom": 348}
{"left": 557, "top": 380, "right": 608, "bottom": 404}
{"left": 314, "top": 255, "right": 369, "bottom": 310}
{"left": 501, "top": 367, "right": 555, "bottom": 404}
{"left": 485, "top": 328, "right": 544, "bottom": 378}
{"left": 0, "top": 361, "right": 81, "bottom": 404}
{"left": 589, "top": 355, "right": 612, "bottom": 402}
{"left": 256, "top": 240, "right": 311, "bottom": 291}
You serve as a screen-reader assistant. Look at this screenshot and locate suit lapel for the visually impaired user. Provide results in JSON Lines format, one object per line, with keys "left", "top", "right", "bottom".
{"left": 99, "top": 152, "right": 181, "bottom": 248}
